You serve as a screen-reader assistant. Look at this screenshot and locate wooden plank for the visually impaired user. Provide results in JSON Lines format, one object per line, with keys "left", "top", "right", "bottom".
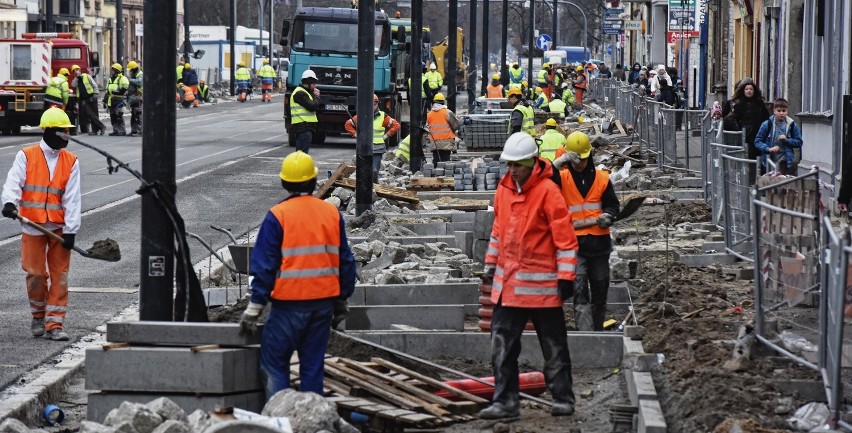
{"left": 407, "top": 177, "right": 455, "bottom": 191}
{"left": 614, "top": 119, "right": 627, "bottom": 135}
{"left": 337, "top": 358, "right": 458, "bottom": 408}
{"left": 333, "top": 178, "right": 420, "bottom": 204}
{"left": 434, "top": 201, "right": 491, "bottom": 211}
{"left": 371, "top": 358, "right": 489, "bottom": 404}
{"left": 375, "top": 408, "right": 420, "bottom": 420}
{"left": 396, "top": 413, "right": 440, "bottom": 423}
{"left": 323, "top": 361, "right": 440, "bottom": 414}
{"left": 315, "top": 163, "right": 356, "bottom": 199}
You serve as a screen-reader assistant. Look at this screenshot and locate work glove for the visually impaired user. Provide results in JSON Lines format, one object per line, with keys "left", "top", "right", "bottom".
{"left": 2, "top": 202, "right": 17, "bottom": 219}
{"left": 558, "top": 279, "right": 574, "bottom": 301}
{"left": 382, "top": 133, "right": 389, "bottom": 142}
{"left": 597, "top": 213, "right": 614, "bottom": 229}
{"left": 566, "top": 151, "right": 582, "bottom": 165}
{"left": 332, "top": 299, "right": 348, "bottom": 330}
{"left": 481, "top": 264, "right": 496, "bottom": 284}
{"left": 238, "top": 302, "right": 264, "bottom": 337}
{"left": 61, "top": 233, "right": 75, "bottom": 250}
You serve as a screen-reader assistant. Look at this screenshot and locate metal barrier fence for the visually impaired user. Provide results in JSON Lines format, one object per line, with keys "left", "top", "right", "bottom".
{"left": 819, "top": 214, "right": 847, "bottom": 430}
{"left": 707, "top": 143, "right": 742, "bottom": 226}
{"left": 721, "top": 152, "right": 757, "bottom": 261}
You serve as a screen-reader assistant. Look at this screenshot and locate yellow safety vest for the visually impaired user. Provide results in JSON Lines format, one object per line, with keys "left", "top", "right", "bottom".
{"left": 394, "top": 135, "right": 411, "bottom": 161}
{"left": 258, "top": 64, "right": 276, "bottom": 79}
{"left": 45, "top": 76, "right": 68, "bottom": 103}
{"left": 408, "top": 76, "right": 427, "bottom": 97}
{"left": 235, "top": 67, "right": 251, "bottom": 81}
{"left": 107, "top": 74, "right": 129, "bottom": 106}
{"left": 537, "top": 69, "right": 549, "bottom": 85}
{"left": 538, "top": 129, "right": 565, "bottom": 161}
{"left": 372, "top": 112, "right": 387, "bottom": 153}
{"left": 548, "top": 98, "right": 567, "bottom": 116}
{"left": 425, "top": 71, "right": 442, "bottom": 89}
{"left": 289, "top": 86, "right": 317, "bottom": 124}
{"left": 508, "top": 104, "right": 535, "bottom": 135}
{"left": 509, "top": 68, "right": 523, "bottom": 83}
{"left": 76, "top": 74, "right": 95, "bottom": 97}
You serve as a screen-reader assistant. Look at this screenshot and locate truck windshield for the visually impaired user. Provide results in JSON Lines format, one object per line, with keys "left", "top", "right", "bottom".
{"left": 53, "top": 47, "right": 81, "bottom": 60}
{"left": 292, "top": 21, "right": 389, "bottom": 56}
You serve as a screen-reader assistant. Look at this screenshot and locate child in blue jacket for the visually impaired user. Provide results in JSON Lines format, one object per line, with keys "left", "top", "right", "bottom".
{"left": 755, "top": 98, "right": 803, "bottom": 175}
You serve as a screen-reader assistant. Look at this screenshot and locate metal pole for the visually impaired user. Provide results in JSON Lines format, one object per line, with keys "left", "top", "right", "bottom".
{"left": 140, "top": 0, "right": 176, "bottom": 321}
{"left": 258, "top": 0, "right": 264, "bottom": 60}
{"left": 551, "top": 0, "right": 557, "bottom": 44}
{"left": 183, "top": 0, "right": 191, "bottom": 63}
{"left": 268, "top": 0, "right": 274, "bottom": 64}
{"left": 500, "top": 0, "right": 508, "bottom": 86}
{"left": 480, "top": 0, "right": 490, "bottom": 97}
{"left": 230, "top": 0, "right": 236, "bottom": 96}
{"left": 467, "top": 0, "right": 477, "bottom": 111}
{"left": 45, "top": 0, "right": 54, "bottom": 32}
{"left": 527, "top": 0, "right": 534, "bottom": 88}
{"left": 447, "top": 0, "right": 457, "bottom": 111}
{"left": 356, "top": 0, "right": 376, "bottom": 215}
{"left": 411, "top": 0, "right": 425, "bottom": 171}
{"left": 116, "top": 0, "right": 124, "bottom": 65}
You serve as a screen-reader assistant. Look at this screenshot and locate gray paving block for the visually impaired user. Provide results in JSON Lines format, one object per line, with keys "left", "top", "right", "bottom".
{"left": 106, "top": 321, "right": 262, "bottom": 346}
{"left": 346, "top": 305, "right": 465, "bottom": 331}
{"left": 448, "top": 221, "right": 474, "bottom": 232}
{"left": 87, "top": 391, "right": 265, "bottom": 423}
{"left": 722, "top": 267, "right": 754, "bottom": 280}
{"left": 675, "top": 251, "right": 738, "bottom": 267}
{"left": 350, "top": 283, "right": 479, "bottom": 307}
{"left": 472, "top": 239, "right": 489, "bottom": 263}
{"left": 638, "top": 399, "right": 667, "bottom": 433}
{"left": 348, "top": 235, "right": 456, "bottom": 246}
{"left": 85, "top": 346, "right": 262, "bottom": 393}
{"left": 203, "top": 287, "right": 250, "bottom": 307}
{"left": 675, "top": 177, "right": 704, "bottom": 188}
{"left": 624, "top": 338, "right": 645, "bottom": 355}
{"left": 399, "top": 223, "right": 448, "bottom": 236}
{"left": 702, "top": 241, "right": 726, "bottom": 252}
{"left": 473, "top": 210, "right": 495, "bottom": 240}
{"left": 454, "top": 231, "right": 474, "bottom": 258}
{"left": 350, "top": 331, "right": 623, "bottom": 368}
{"left": 416, "top": 191, "right": 495, "bottom": 202}
{"left": 632, "top": 372, "right": 657, "bottom": 401}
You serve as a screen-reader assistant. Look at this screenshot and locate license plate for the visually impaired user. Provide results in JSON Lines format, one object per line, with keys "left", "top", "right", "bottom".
{"left": 325, "top": 104, "right": 348, "bottom": 112}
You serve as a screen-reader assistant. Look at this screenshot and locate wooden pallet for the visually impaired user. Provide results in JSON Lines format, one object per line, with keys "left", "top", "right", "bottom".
{"left": 333, "top": 178, "right": 420, "bottom": 204}
{"left": 407, "top": 177, "right": 455, "bottom": 191}
{"left": 315, "top": 163, "right": 356, "bottom": 199}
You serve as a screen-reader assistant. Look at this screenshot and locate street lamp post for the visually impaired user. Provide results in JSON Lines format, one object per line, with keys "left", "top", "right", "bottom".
{"left": 540, "top": 0, "right": 586, "bottom": 58}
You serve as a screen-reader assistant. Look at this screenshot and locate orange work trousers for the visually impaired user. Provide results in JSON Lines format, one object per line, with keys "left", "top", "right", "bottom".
{"left": 22, "top": 232, "right": 71, "bottom": 332}
{"left": 261, "top": 83, "right": 273, "bottom": 102}
{"left": 574, "top": 88, "right": 585, "bottom": 106}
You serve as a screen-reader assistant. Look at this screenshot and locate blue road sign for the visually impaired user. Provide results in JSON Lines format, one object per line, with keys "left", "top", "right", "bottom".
{"left": 607, "top": 45, "right": 613, "bottom": 56}
{"left": 536, "top": 34, "right": 553, "bottom": 51}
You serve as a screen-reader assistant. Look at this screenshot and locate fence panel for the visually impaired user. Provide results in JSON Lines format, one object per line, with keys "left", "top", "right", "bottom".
{"left": 683, "top": 110, "right": 708, "bottom": 174}
{"left": 708, "top": 143, "right": 742, "bottom": 226}
{"left": 721, "top": 153, "right": 757, "bottom": 261}
{"left": 819, "top": 215, "right": 847, "bottom": 429}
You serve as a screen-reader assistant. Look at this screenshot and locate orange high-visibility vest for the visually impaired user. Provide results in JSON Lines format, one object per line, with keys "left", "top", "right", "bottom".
{"left": 270, "top": 195, "right": 342, "bottom": 301}
{"left": 19, "top": 145, "right": 76, "bottom": 224}
{"left": 560, "top": 169, "right": 610, "bottom": 236}
{"left": 427, "top": 107, "right": 455, "bottom": 140}
{"left": 486, "top": 84, "right": 504, "bottom": 98}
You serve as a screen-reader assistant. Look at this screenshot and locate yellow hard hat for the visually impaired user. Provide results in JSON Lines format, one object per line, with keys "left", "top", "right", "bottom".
{"left": 111, "top": 63, "right": 123, "bottom": 72}
{"left": 184, "top": 63, "right": 191, "bottom": 68}
{"left": 58, "top": 67, "right": 70, "bottom": 76}
{"left": 492, "top": 73, "right": 500, "bottom": 80}
{"left": 433, "top": 93, "right": 446, "bottom": 102}
{"left": 263, "top": 58, "right": 270, "bottom": 64}
{"left": 565, "top": 131, "right": 591, "bottom": 159}
{"left": 543, "top": 63, "right": 551, "bottom": 69}
{"left": 545, "top": 118, "right": 558, "bottom": 127}
{"left": 40, "top": 107, "right": 74, "bottom": 129}
{"left": 279, "top": 151, "right": 318, "bottom": 183}
{"left": 522, "top": 80, "right": 528, "bottom": 87}
{"left": 238, "top": 62, "right": 246, "bottom": 67}
{"left": 576, "top": 65, "right": 584, "bottom": 72}
{"left": 506, "top": 87, "right": 523, "bottom": 97}
{"left": 127, "top": 60, "right": 139, "bottom": 70}
{"left": 534, "top": 87, "right": 543, "bottom": 93}
{"left": 71, "top": 64, "right": 81, "bottom": 71}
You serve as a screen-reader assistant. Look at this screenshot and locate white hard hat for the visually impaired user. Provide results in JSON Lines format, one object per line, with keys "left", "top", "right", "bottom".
{"left": 301, "top": 69, "right": 318, "bottom": 81}
{"left": 429, "top": 62, "right": 437, "bottom": 70}
{"left": 556, "top": 69, "right": 563, "bottom": 73}
{"left": 500, "top": 133, "right": 539, "bottom": 162}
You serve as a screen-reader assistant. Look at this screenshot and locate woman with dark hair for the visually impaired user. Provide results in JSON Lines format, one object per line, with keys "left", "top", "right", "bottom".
{"left": 627, "top": 63, "right": 642, "bottom": 84}
{"left": 730, "top": 80, "right": 770, "bottom": 159}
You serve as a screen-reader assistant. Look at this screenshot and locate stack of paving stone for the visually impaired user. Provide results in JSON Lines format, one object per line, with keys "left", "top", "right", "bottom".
{"left": 421, "top": 159, "right": 507, "bottom": 191}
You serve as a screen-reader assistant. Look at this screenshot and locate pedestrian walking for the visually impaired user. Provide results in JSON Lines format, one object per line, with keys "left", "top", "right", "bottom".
{"left": 425, "top": 93, "right": 460, "bottom": 163}
{"left": 344, "top": 94, "right": 401, "bottom": 175}
{"left": 553, "top": 131, "right": 620, "bottom": 331}
{"left": 479, "top": 132, "right": 578, "bottom": 420}
{"left": 755, "top": 98, "right": 803, "bottom": 176}
{"left": 71, "top": 65, "right": 105, "bottom": 136}
{"left": 126, "top": 61, "right": 143, "bottom": 136}
{"left": 238, "top": 151, "right": 356, "bottom": 400}
{"left": 258, "top": 59, "right": 277, "bottom": 103}
{"left": 289, "top": 70, "right": 321, "bottom": 153}
{"left": 104, "top": 63, "right": 129, "bottom": 136}
{"left": 1, "top": 108, "right": 81, "bottom": 342}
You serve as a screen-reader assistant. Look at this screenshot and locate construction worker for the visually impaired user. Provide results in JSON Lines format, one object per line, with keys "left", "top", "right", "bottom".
{"left": 552, "top": 69, "right": 565, "bottom": 99}
{"left": 480, "top": 132, "right": 578, "bottom": 420}
{"left": 573, "top": 65, "right": 587, "bottom": 108}
{"left": 198, "top": 79, "right": 211, "bottom": 103}
{"left": 547, "top": 91, "right": 568, "bottom": 118}
{"left": 537, "top": 63, "right": 552, "bottom": 98}
{"left": 508, "top": 62, "right": 525, "bottom": 85}
{"left": 177, "top": 83, "right": 196, "bottom": 109}
{"left": 539, "top": 119, "right": 565, "bottom": 161}
{"left": 533, "top": 87, "right": 549, "bottom": 110}
{"left": 238, "top": 151, "right": 356, "bottom": 400}
{"left": 485, "top": 74, "right": 504, "bottom": 98}
{"left": 409, "top": 62, "right": 429, "bottom": 116}
{"left": 289, "top": 69, "right": 321, "bottom": 153}
{"left": 71, "top": 65, "right": 105, "bottom": 136}
{"left": 553, "top": 131, "right": 620, "bottom": 331}
{"left": 2, "top": 108, "right": 81, "bottom": 342}
{"left": 426, "top": 93, "right": 460, "bottom": 163}
{"left": 344, "top": 94, "right": 401, "bottom": 175}
{"left": 258, "top": 58, "right": 277, "bottom": 103}
{"left": 104, "top": 63, "right": 129, "bottom": 136}
{"left": 234, "top": 62, "right": 253, "bottom": 102}
{"left": 176, "top": 60, "right": 185, "bottom": 85}
{"left": 126, "top": 60, "right": 143, "bottom": 136}
{"left": 44, "top": 68, "right": 70, "bottom": 111}
{"left": 561, "top": 82, "right": 576, "bottom": 108}
{"left": 182, "top": 63, "right": 200, "bottom": 108}
{"left": 424, "top": 62, "right": 443, "bottom": 103}
{"left": 506, "top": 87, "right": 534, "bottom": 136}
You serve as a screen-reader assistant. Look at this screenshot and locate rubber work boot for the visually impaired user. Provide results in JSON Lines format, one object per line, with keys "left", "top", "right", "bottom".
{"left": 45, "top": 328, "right": 70, "bottom": 341}
{"left": 551, "top": 402, "right": 575, "bottom": 416}
{"left": 479, "top": 403, "right": 519, "bottom": 420}
{"left": 31, "top": 318, "right": 45, "bottom": 337}
{"left": 574, "top": 304, "right": 593, "bottom": 331}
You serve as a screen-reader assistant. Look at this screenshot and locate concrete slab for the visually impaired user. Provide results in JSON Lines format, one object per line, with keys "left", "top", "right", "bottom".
{"left": 472, "top": 239, "right": 489, "bottom": 263}
{"left": 87, "top": 391, "right": 265, "bottom": 423}
{"left": 85, "top": 346, "right": 262, "bottom": 393}
{"left": 638, "top": 399, "right": 667, "bottom": 433}
{"left": 417, "top": 191, "right": 496, "bottom": 202}
{"left": 624, "top": 338, "right": 645, "bottom": 354}
{"left": 632, "top": 372, "right": 657, "bottom": 401}
{"left": 722, "top": 267, "right": 754, "bottom": 280}
{"left": 106, "top": 321, "right": 262, "bottom": 346}
{"left": 675, "top": 251, "right": 738, "bottom": 267}
{"left": 203, "top": 287, "right": 249, "bottom": 307}
{"left": 350, "top": 283, "right": 479, "bottom": 307}
{"left": 348, "top": 235, "right": 457, "bottom": 246}
{"left": 346, "top": 305, "right": 466, "bottom": 331}
{"left": 676, "top": 177, "right": 704, "bottom": 188}
{"left": 400, "top": 223, "right": 448, "bottom": 236}
{"left": 473, "top": 210, "right": 495, "bottom": 240}
{"left": 454, "top": 231, "right": 474, "bottom": 258}
{"left": 349, "top": 331, "right": 623, "bottom": 368}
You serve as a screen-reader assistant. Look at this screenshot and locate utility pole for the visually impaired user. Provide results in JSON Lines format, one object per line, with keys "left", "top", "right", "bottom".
{"left": 268, "top": 0, "right": 274, "bottom": 64}
{"left": 500, "top": 0, "right": 508, "bottom": 86}
{"left": 140, "top": 0, "right": 177, "bottom": 321}
{"left": 116, "top": 0, "right": 124, "bottom": 66}
{"left": 257, "top": 0, "right": 264, "bottom": 58}
{"left": 45, "top": 0, "right": 54, "bottom": 32}
{"left": 447, "top": 0, "right": 457, "bottom": 111}
{"left": 527, "top": 0, "right": 534, "bottom": 87}
{"left": 183, "top": 0, "right": 192, "bottom": 63}
{"left": 410, "top": 0, "right": 424, "bottom": 173}
{"left": 355, "top": 0, "right": 375, "bottom": 215}
{"left": 552, "top": 0, "right": 557, "bottom": 44}
{"left": 230, "top": 0, "right": 236, "bottom": 96}
{"left": 480, "top": 0, "right": 489, "bottom": 97}
{"left": 466, "top": 0, "right": 477, "bottom": 111}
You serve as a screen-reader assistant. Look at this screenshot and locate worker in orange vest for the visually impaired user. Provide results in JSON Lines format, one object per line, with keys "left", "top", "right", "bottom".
{"left": 572, "top": 65, "right": 587, "bottom": 108}
{"left": 2, "top": 108, "right": 81, "bottom": 342}
{"left": 480, "top": 132, "right": 578, "bottom": 420}
{"left": 485, "top": 74, "right": 505, "bottom": 98}
{"left": 238, "top": 151, "right": 357, "bottom": 400}
{"left": 554, "top": 131, "right": 620, "bottom": 331}
{"left": 426, "top": 93, "right": 460, "bottom": 163}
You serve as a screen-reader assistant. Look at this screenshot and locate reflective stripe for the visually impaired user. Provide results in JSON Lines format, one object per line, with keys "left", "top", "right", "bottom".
{"left": 45, "top": 316, "right": 65, "bottom": 323}
{"left": 558, "top": 263, "right": 576, "bottom": 272}
{"left": 493, "top": 281, "right": 503, "bottom": 291}
{"left": 30, "top": 307, "right": 43, "bottom": 313}
{"left": 495, "top": 267, "right": 504, "bottom": 276}
{"left": 29, "top": 300, "right": 45, "bottom": 307}
{"left": 23, "top": 185, "right": 64, "bottom": 195}
{"left": 20, "top": 201, "right": 63, "bottom": 210}
{"left": 490, "top": 236, "right": 499, "bottom": 244}
{"left": 516, "top": 272, "right": 557, "bottom": 281}
{"left": 569, "top": 203, "right": 601, "bottom": 212}
{"left": 46, "top": 305, "right": 66, "bottom": 313}
{"left": 278, "top": 267, "right": 339, "bottom": 279}
{"left": 557, "top": 250, "right": 576, "bottom": 259}
{"left": 486, "top": 247, "right": 499, "bottom": 256}
{"left": 281, "top": 244, "right": 339, "bottom": 257}
{"left": 576, "top": 218, "right": 598, "bottom": 226}
{"left": 515, "top": 286, "right": 559, "bottom": 295}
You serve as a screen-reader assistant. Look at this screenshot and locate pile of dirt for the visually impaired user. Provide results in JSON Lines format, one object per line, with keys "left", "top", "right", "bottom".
{"left": 621, "top": 200, "right": 711, "bottom": 227}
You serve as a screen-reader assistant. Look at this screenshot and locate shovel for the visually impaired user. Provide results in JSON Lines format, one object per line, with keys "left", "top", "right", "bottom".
{"left": 572, "top": 193, "right": 648, "bottom": 230}
{"left": 13, "top": 213, "right": 121, "bottom": 262}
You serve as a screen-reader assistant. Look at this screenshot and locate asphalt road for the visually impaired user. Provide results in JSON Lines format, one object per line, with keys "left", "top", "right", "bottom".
{"left": 0, "top": 96, "right": 358, "bottom": 392}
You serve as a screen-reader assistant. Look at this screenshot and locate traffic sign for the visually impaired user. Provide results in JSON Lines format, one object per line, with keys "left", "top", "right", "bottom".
{"left": 607, "top": 45, "right": 613, "bottom": 56}
{"left": 535, "top": 34, "right": 553, "bottom": 51}
{"left": 624, "top": 20, "right": 643, "bottom": 31}
{"left": 603, "top": 8, "right": 624, "bottom": 20}
{"left": 602, "top": 21, "right": 623, "bottom": 35}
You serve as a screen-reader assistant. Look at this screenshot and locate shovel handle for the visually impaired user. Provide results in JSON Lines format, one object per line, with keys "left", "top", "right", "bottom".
{"left": 15, "top": 214, "right": 91, "bottom": 257}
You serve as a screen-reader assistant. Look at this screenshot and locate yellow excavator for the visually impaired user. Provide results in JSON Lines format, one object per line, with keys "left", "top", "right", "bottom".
{"left": 430, "top": 27, "right": 467, "bottom": 90}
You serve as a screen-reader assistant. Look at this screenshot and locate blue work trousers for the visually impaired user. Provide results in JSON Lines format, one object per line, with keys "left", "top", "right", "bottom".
{"left": 294, "top": 130, "right": 313, "bottom": 153}
{"left": 260, "top": 305, "right": 333, "bottom": 400}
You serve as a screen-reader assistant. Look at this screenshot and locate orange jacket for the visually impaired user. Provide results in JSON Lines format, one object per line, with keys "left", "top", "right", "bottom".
{"left": 344, "top": 111, "right": 400, "bottom": 138}
{"left": 19, "top": 145, "right": 76, "bottom": 224}
{"left": 573, "top": 72, "right": 587, "bottom": 90}
{"left": 270, "top": 195, "right": 342, "bottom": 301}
{"left": 485, "top": 158, "right": 578, "bottom": 308}
{"left": 560, "top": 169, "right": 611, "bottom": 236}
{"left": 486, "top": 84, "right": 504, "bottom": 98}
{"left": 426, "top": 107, "right": 456, "bottom": 140}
